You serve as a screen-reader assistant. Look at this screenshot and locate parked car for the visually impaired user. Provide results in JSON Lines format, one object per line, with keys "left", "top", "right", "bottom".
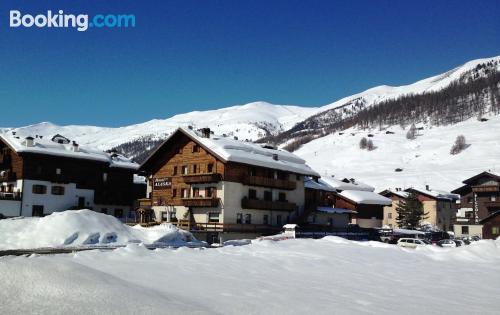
{"left": 437, "top": 239, "right": 457, "bottom": 248}
{"left": 397, "top": 238, "right": 427, "bottom": 248}
{"left": 454, "top": 240, "right": 465, "bottom": 247}
{"left": 426, "top": 231, "right": 450, "bottom": 244}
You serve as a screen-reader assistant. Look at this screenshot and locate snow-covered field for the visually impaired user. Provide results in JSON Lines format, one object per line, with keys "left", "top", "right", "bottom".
{"left": 295, "top": 115, "right": 500, "bottom": 192}
{"left": 0, "top": 210, "right": 200, "bottom": 249}
{"left": 1, "top": 237, "right": 499, "bottom": 314}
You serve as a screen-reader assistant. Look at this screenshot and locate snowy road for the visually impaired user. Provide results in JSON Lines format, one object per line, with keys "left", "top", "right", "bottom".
{"left": 1, "top": 237, "right": 499, "bottom": 315}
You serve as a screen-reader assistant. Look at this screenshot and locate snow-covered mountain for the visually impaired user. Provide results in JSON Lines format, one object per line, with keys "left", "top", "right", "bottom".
{"left": 4, "top": 102, "right": 319, "bottom": 150}
{"left": 2, "top": 55, "right": 500, "bottom": 192}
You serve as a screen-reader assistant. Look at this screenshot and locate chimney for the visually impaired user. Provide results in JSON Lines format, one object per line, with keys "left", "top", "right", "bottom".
{"left": 272, "top": 153, "right": 279, "bottom": 161}
{"left": 71, "top": 141, "right": 79, "bottom": 152}
{"left": 25, "top": 136, "right": 34, "bottom": 147}
{"left": 426, "top": 184, "right": 430, "bottom": 191}
{"left": 201, "top": 128, "right": 211, "bottom": 138}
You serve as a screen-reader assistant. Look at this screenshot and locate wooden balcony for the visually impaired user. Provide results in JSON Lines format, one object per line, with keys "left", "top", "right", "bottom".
{"left": 484, "top": 201, "right": 500, "bottom": 208}
{"left": 182, "top": 197, "right": 220, "bottom": 208}
{"left": 241, "top": 197, "right": 297, "bottom": 211}
{"left": 243, "top": 176, "right": 297, "bottom": 190}
{"left": 182, "top": 173, "right": 221, "bottom": 184}
{"left": 173, "top": 220, "right": 282, "bottom": 233}
{"left": 472, "top": 185, "right": 499, "bottom": 193}
{"left": 0, "top": 191, "right": 22, "bottom": 201}
{"left": 137, "top": 198, "right": 153, "bottom": 208}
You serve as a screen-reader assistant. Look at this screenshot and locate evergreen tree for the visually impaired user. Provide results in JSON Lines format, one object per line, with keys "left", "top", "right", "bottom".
{"left": 396, "top": 192, "right": 428, "bottom": 229}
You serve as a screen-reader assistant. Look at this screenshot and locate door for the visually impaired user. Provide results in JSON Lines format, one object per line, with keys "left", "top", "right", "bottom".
{"left": 78, "top": 197, "right": 85, "bottom": 209}
{"left": 32, "top": 205, "right": 44, "bottom": 217}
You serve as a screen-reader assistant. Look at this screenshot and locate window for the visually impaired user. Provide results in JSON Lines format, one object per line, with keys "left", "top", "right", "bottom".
{"left": 103, "top": 173, "right": 108, "bottom": 182}
{"left": 193, "top": 187, "right": 200, "bottom": 197}
{"left": 172, "top": 166, "right": 178, "bottom": 176}
{"left": 278, "top": 192, "right": 286, "bottom": 202}
{"left": 491, "top": 195, "right": 497, "bottom": 202}
{"left": 276, "top": 215, "right": 282, "bottom": 226}
{"left": 296, "top": 174, "right": 301, "bottom": 181}
{"left": 207, "top": 163, "right": 214, "bottom": 173}
{"left": 32, "top": 185, "right": 47, "bottom": 194}
{"left": 264, "top": 191, "right": 272, "bottom": 201}
{"left": 114, "top": 209, "right": 123, "bottom": 218}
{"left": 208, "top": 212, "right": 220, "bottom": 223}
{"left": 249, "top": 167, "right": 257, "bottom": 176}
{"left": 192, "top": 164, "right": 198, "bottom": 174}
{"left": 51, "top": 186, "right": 65, "bottom": 195}
{"left": 263, "top": 214, "right": 269, "bottom": 225}
{"left": 461, "top": 226, "right": 469, "bottom": 234}
{"left": 388, "top": 213, "right": 392, "bottom": 219}
{"left": 467, "top": 197, "right": 473, "bottom": 203}
{"left": 206, "top": 187, "right": 216, "bottom": 198}
{"left": 182, "top": 165, "right": 188, "bottom": 175}
{"left": 56, "top": 168, "right": 61, "bottom": 175}
{"left": 492, "top": 227, "right": 500, "bottom": 235}
{"left": 181, "top": 188, "right": 189, "bottom": 198}
{"left": 249, "top": 189, "right": 257, "bottom": 200}
{"left": 128, "top": 210, "right": 135, "bottom": 219}
{"left": 170, "top": 210, "right": 177, "bottom": 222}
{"left": 172, "top": 189, "right": 177, "bottom": 198}
{"left": 245, "top": 214, "right": 252, "bottom": 224}
{"left": 236, "top": 213, "right": 243, "bottom": 224}
{"left": 192, "top": 144, "right": 200, "bottom": 153}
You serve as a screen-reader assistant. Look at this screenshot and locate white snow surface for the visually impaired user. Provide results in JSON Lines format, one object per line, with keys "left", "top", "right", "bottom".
{"left": 0, "top": 237, "right": 499, "bottom": 314}
{"left": 0, "top": 210, "right": 198, "bottom": 250}
{"left": 339, "top": 190, "right": 392, "bottom": 205}
{"left": 295, "top": 115, "right": 500, "bottom": 191}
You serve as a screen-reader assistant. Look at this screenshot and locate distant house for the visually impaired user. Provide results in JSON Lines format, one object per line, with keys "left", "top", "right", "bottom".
{"left": 404, "top": 186, "right": 458, "bottom": 231}
{"left": 452, "top": 171, "right": 500, "bottom": 239}
{"left": 480, "top": 211, "right": 500, "bottom": 239}
{"left": 0, "top": 131, "right": 140, "bottom": 219}
{"left": 379, "top": 189, "right": 409, "bottom": 228}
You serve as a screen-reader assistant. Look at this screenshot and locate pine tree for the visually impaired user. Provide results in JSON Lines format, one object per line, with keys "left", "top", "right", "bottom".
{"left": 396, "top": 192, "right": 428, "bottom": 229}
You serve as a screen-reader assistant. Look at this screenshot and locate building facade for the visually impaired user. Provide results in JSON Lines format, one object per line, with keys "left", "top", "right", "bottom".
{"left": 139, "top": 127, "right": 319, "bottom": 242}
{"left": 0, "top": 132, "right": 140, "bottom": 219}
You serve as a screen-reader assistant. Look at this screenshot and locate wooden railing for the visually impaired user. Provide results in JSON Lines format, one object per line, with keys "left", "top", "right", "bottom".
{"left": 182, "top": 173, "right": 222, "bottom": 184}
{"left": 0, "top": 192, "right": 22, "bottom": 201}
{"left": 172, "top": 220, "right": 282, "bottom": 233}
{"left": 472, "top": 185, "right": 499, "bottom": 192}
{"left": 241, "top": 197, "right": 297, "bottom": 211}
{"left": 182, "top": 197, "right": 220, "bottom": 207}
{"left": 242, "top": 176, "right": 297, "bottom": 190}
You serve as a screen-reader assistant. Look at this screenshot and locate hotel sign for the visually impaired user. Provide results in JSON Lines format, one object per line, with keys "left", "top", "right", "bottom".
{"left": 153, "top": 177, "right": 172, "bottom": 189}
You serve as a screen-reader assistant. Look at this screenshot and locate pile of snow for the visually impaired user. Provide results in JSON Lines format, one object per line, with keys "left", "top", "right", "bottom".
{"left": 0, "top": 210, "right": 199, "bottom": 250}
{"left": 0, "top": 237, "right": 499, "bottom": 314}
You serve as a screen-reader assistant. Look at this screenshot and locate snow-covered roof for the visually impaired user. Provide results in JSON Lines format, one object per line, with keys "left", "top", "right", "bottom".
{"left": 316, "top": 207, "right": 357, "bottom": 214}
{"left": 406, "top": 187, "right": 460, "bottom": 201}
{"left": 393, "top": 228, "right": 426, "bottom": 235}
{"left": 0, "top": 131, "right": 139, "bottom": 170}
{"left": 144, "top": 127, "right": 320, "bottom": 176}
{"left": 320, "top": 176, "right": 375, "bottom": 192}
{"left": 380, "top": 189, "right": 409, "bottom": 199}
{"left": 339, "top": 190, "right": 392, "bottom": 205}
{"left": 304, "top": 177, "right": 338, "bottom": 192}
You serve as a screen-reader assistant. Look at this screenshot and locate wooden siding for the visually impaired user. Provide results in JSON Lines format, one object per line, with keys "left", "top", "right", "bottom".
{"left": 0, "top": 140, "right": 23, "bottom": 180}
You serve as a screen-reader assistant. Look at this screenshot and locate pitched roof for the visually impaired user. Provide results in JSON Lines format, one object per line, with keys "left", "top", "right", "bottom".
{"left": 304, "top": 177, "right": 337, "bottom": 192}
{"left": 0, "top": 131, "right": 138, "bottom": 170}
{"left": 320, "top": 176, "right": 375, "bottom": 192}
{"left": 479, "top": 210, "right": 500, "bottom": 224}
{"left": 141, "top": 127, "right": 320, "bottom": 176}
{"left": 379, "top": 189, "right": 409, "bottom": 199}
{"left": 405, "top": 187, "right": 460, "bottom": 201}
{"left": 462, "top": 171, "right": 500, "bottom": 185}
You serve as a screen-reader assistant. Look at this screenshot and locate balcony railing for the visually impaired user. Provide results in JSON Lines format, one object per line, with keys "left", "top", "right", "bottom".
{"left": 243, "top": 176, "right": 297, "bottom": 190}
{"left": 182, "top": 173, "right": 221, "bottom": 184}
{"left": 182, "top": 197, "right": 220, "bottom": 208}
{"left": 0, "top": 191, "right": 22, "bottom": 201}
{"left": 173, "top": 220, "right": 282, "bottom": 233}
{"left": 241, "top": 197, "right": 297, "bottom": 211}
{"left": 472, "top": 185, "right": 500, "bottom": 193}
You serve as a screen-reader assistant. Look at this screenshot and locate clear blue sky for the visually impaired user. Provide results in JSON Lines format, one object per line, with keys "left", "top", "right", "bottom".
{"left": 1, "top": 0, "right": 499, "bottom": 127}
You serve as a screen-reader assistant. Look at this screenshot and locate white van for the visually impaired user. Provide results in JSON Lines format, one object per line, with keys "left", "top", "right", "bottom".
{"left": 397, "top": 238, "right": 427, "bottom": 248}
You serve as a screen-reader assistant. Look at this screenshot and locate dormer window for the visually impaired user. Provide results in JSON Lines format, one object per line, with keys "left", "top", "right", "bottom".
{"left": 51, "top": 134, "right": 70, "bottom": 145}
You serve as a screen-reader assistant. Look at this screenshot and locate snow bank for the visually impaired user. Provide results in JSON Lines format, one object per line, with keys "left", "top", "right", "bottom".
{"left": 1, "top": 237, "right": 499, "bottom": 314}
{"left": 0, "top": 210, "right": 199, "bottom": 250}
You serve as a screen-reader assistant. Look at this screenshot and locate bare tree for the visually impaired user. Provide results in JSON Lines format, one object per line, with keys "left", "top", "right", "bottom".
{"left": 406, "top": 124, "right": 417, "bottom": 140}
{"left": 450, "top": 135, "right": 467, "bottom": 155}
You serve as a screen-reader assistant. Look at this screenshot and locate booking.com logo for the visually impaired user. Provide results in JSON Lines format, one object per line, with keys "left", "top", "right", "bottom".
{"left": 9, "top": 10, "right": 136, "bottom": 31}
